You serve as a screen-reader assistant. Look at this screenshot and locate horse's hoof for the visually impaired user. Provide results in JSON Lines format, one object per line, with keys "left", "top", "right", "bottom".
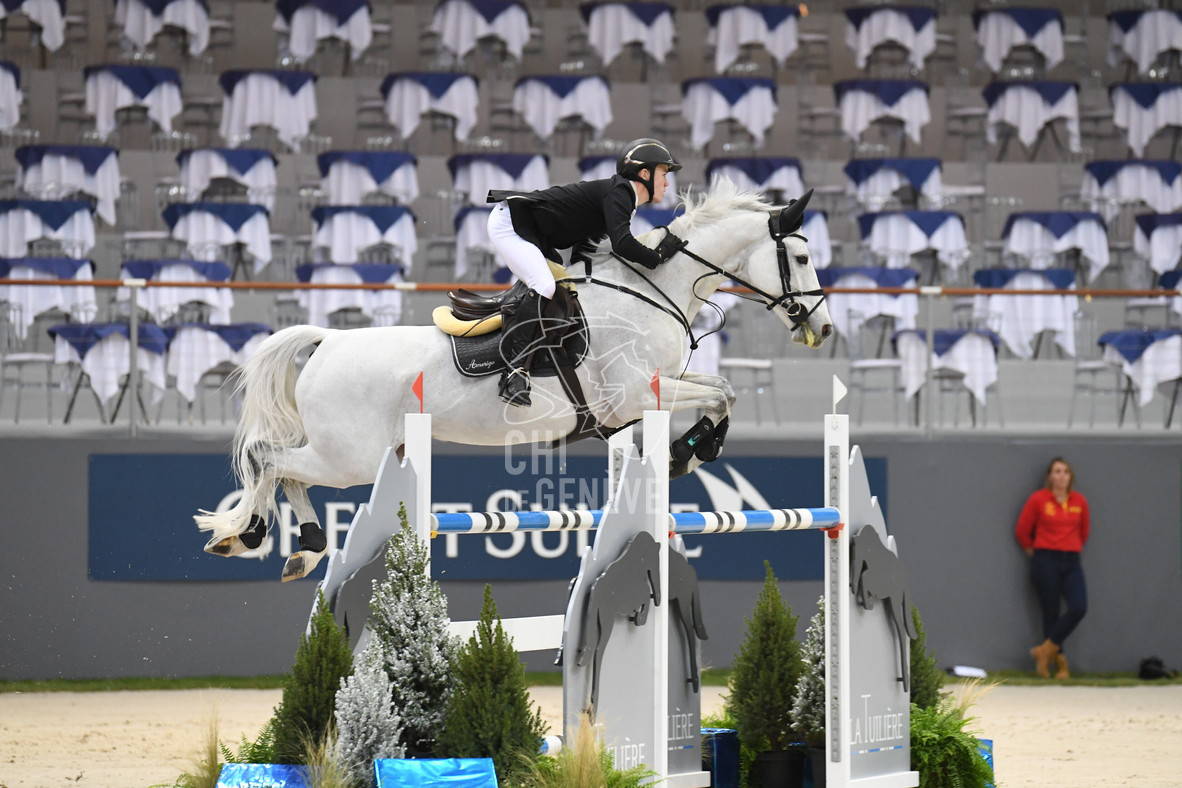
{"left": 281, "top": 549, "right": 327, "bottom": 582}
{"left": 669, "top": 456, "right": 691, "bottom": 479}
{"left": 204, "top": 534, "right": 247, "bottom": 557}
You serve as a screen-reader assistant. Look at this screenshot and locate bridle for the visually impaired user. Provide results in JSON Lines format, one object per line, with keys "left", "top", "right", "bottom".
{"left": 676, "top": 213, "right": 828, "bottom": 330}
{"left": 561, "top": 204, "right": 828, "bottom": 344}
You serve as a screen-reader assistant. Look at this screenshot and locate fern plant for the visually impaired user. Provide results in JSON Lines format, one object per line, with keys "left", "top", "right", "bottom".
{"left": 909, "top": 690, "right": 994, "bottom": 788}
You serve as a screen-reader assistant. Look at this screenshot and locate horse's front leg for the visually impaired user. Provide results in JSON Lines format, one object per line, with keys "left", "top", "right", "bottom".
{"left": 658, "top": 376, "right": 732, "bottom": 477}
{"left": 677, "top": 371, "right": 737, "bottom": 413}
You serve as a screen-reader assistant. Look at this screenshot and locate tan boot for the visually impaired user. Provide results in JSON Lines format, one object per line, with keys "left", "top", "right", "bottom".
{"left": 1029, "top": 639, "right": 1060, "bottom": 678}
{"left": 1054, "top": 652, "right": 1070, "bottom": 680}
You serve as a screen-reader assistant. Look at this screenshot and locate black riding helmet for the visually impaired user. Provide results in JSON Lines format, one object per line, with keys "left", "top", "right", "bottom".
{"left": 617, "top": 138, "right": 682, "bottom": 203}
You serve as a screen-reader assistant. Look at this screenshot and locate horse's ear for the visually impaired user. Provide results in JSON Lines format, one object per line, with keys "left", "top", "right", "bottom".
{"left": 776, "top": 188, "right": 814, "bottom": 234}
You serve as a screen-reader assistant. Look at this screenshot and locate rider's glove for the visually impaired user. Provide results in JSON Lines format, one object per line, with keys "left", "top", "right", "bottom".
{"left": 655, "top": 229, "right": 687, "bottom": 262}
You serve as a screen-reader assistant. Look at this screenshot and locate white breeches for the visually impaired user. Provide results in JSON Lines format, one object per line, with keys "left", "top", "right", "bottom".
{"left": 486, "top": 201, "right": 556, "bottom": 299}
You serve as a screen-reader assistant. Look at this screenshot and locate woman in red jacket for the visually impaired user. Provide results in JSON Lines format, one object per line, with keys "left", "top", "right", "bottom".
{"left": 1014, "top": 458, "right": 1090, "bottom": 679}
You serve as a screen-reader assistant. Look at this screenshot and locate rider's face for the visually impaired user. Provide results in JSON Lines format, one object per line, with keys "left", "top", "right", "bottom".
{"left": 650, "top": 165, "right": 670, "bottom": 204}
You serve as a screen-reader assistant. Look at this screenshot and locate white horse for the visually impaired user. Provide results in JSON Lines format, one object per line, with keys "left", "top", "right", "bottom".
{"left": 195, "top": 180, "right": 832, "bottom": 580}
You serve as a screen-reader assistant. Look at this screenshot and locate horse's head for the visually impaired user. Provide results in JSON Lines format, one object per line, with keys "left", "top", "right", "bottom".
{"left": 742, "top": 189, "right": 833, "bottom": 349}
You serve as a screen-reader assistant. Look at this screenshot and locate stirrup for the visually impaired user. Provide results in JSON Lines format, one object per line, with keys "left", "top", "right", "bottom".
{"left": 499, "top": 367, "right": 532, "bottom": 406}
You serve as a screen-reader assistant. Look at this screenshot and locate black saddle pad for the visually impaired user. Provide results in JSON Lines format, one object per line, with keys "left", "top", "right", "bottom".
{"left": 449, "top": 308, "right": 589, "bottom": 379}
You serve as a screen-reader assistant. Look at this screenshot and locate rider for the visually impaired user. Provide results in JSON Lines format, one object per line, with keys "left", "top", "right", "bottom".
{"left": 486, "top": 138, "right": 686, "bottom": 406}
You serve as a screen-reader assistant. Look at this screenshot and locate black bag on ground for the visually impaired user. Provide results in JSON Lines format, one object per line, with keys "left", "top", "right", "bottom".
{"left": 1137, "top": 656, "right": 1178, "bottom": 680}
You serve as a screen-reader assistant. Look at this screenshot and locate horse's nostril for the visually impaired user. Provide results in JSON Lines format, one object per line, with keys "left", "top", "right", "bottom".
{"left": 821, "top": 324, "right": 833, "bottom": 337}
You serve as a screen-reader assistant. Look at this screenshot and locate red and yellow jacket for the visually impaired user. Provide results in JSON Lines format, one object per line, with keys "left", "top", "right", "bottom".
{"left": 1015, "top": 489, "right": 1090, "bottom": 553}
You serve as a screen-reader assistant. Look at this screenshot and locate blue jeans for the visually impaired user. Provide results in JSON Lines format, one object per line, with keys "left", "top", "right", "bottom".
{"left": 1031, "top": 549, "right": 1087, "bottom": 650}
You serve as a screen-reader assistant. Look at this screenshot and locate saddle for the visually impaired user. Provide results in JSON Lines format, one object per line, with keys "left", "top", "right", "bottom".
{"left": 432, "top": 263, "right": 588, "bottom": 379}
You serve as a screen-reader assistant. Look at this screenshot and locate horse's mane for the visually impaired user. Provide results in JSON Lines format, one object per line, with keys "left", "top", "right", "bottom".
{"left": 670, "top": 177, "right": 777, "bottom": 235}
{"left": 602, "top": 176, "right": 776, "bottom": 254}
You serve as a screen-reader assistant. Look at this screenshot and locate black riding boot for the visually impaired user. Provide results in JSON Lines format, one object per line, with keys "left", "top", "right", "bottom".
{"left": 498, "top": 288, "right": 548, "bottom": 407}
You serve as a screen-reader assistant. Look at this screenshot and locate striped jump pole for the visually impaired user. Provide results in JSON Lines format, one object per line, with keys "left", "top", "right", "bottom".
{"left": 431, "top": 506, "right": 842, "bottom": 535}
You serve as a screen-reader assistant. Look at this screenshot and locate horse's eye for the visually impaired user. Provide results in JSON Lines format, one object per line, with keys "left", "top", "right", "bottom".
{"left": 795, "top": 254, "right": 809, "bottom": 265}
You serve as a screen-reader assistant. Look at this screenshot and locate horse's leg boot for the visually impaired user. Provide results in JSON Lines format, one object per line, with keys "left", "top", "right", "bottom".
{"left": 204, "top": 513, "right": 267, "bottom": 557}
{"left": 695, "top": 416, "right": 729, "bottom": 462}
{"left": 281, "top": 522, "right": 329, "bottom": 582}
{"left": 671, "top": 416, "right": 715, "bottom": 465}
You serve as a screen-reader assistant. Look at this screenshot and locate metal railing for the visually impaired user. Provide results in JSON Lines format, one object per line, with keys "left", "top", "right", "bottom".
{"left": 1, "top": 277, "right": 1178, "bottom": 437}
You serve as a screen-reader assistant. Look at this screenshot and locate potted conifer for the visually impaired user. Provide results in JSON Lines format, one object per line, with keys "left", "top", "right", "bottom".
{"left": 725, "top": 562, "right": 807, "bottom": 788}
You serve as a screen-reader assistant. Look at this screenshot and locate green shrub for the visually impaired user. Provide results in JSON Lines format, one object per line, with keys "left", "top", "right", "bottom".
{"left": 910, "top": 689, "right": 994, "bottom": 788}
{"left": 437, "top": 585, "right": 547, "bottom": 785}
{"left": 909, "top": 607, "right": 944, "bottom": 711}
{"left": 725, "top": 561, "right": 805, "bottom": 755}
{"left": 271, "top": 590, "right": 354, "bottom": 763}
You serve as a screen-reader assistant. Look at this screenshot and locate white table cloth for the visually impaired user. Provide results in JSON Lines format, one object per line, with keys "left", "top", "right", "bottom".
{"left": 972, "top": 7, "right": 1064, "bottom": 73}
{"left": 579, "top": 155, "right": 677, "bottom": 207}
{"left": 274, "top": 0, "right": 372, "bottom": 62}
{"left": 896, "top": 329, "right": 1000, "bottom": 406}
{"left": 381, "top": 72, "right": 479, "bottom": 142}
{"left": 1081, "top": 160, "right": 1182, "bottom": 218}
{"left": 858, "top": 210, "right": 968, "bottom": 270}
{"left": 165, "top": 323, "right": 270, "bottom": 402}
{"left": 1110, "top": 83, "right": 1182, "bottom": 158}
{"left": 705, "top": 4, "right": 799, "bottom": 74}
{"left": 162, "top": 202, "right": 272, "bottom": 269}
{"left": 844, "top": 5, "right": 936, "bottom": 70}
{"left": 83, "top": 65, "right": 182, "bottom": 141}
{"left": 1161, "top": 270, "right": 1182, "bottom": 322}
{"left": 118, "top": 260, "right": 233, "bottom": 324}
{"left": 834, "top": 79, "right": 930, "bottom": 144}
{"left": 0, "top": 0, "right": 65, "bottom": 50}
{"left": 580, "top": 2, "right": 674, "bottom": 65}
{"left": 1134, "top": 213, "right": 1182, "bottom": 275}
{"left": 310, "top": 205, "right": 417, "bottom": 266}
{"left": 681, "top": 77, "right": 778, "bottom": 150}
{"left": 704, "top": 156, "right": 802, "bottom": 200}
{"left": 116, "top": 0, "right": 210, "bottom": 55}
{"left": 983, "top": 80, "right": 1080, "bottom": 152}
{"left": 318, "top": 151, "right": 418, "bottom": 205}
{"left": 50, "top": 323, "right": 168, "bottom": 406}
{"left": 448, "top": 153, "right": 549, "bottom": 205}
{"left": 15, "top": 145, "right": 121, "bottom": 225}
{"left": 453, "top": 205, "right": 497, "bottom": 279}
{"left": 1107, "top": 10, "right": 1182, "bottom": 75}
{"left": 219, "top": 69, "right": 318, "bottom": 150}
{"left": 0, "top": 61, "right": 19, "bottom": 132}
{"left": 843, "top": 157, "right": 942, "bottom": 210}
{"left": 0, "top": 257, "right": 96, "bottom": 339}
{"left": 971, "top": 268, "right": 1077, "bottom": 359}
{"left": 817, "top": 267, "right": 918, "bottom": 342}
{"left": 0, "top": 199, "right": 95, "bottom": 258}
{"left": 176, "top": 148, "right": 279, "bottom": 209}
{"left": 512, "top": 75, "right": 612, "bottom": 140}
{"left": 1099, "top": 329, "right": 1182, "bottom": 407}
{"left": 432, "top": 0, "right": 531, "bottom": 61}
{"left": 800, "top": 210, "right": 832, "bottom": 270}
{"left": 294, "top": 262, "right": 403, "bottom": 326}
{"left": 1001, "top": 211, "right": 1109, "bottom": 283}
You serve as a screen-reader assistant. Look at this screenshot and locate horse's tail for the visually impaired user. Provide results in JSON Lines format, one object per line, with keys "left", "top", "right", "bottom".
{"left": 195, "top": 325, "right": 333, "bottom": 543}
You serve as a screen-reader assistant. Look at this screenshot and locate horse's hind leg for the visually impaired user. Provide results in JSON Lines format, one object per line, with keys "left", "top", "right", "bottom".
{"left": 279, "top": 480, "right": 330, "bottom": 583}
